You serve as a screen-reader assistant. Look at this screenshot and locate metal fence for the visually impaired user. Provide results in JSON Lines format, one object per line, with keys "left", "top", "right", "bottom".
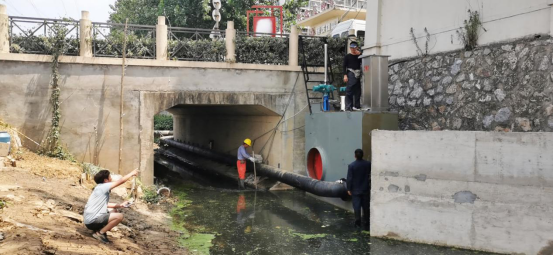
{"left": 168, "top": 27, "right": 226, "bottom": 62}
{"left": 92, "top": 22, "right": 156, "bottom": 59}
{"left": 8, "top": 16, "right": 80, "bottom": 55}
{"left": 236, "top": 31, "right": 289, "bottom": 65}
{"left": 6, "top": 16, "right": 309, "bottom": 66}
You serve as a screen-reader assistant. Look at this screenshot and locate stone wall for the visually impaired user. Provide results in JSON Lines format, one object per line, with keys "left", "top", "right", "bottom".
{"left": 388, "top": 36, "right": 553, "bottom": 132}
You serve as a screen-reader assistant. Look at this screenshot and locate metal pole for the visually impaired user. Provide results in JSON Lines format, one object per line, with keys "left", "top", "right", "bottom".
{"left": 253, "top": 150, "right": 257, "bottom": 190}
{"left": 324, "top": 43, "right": 328, "bottom": 84}
{"left": 118, "top": 19, "right": 128, "bottom": 173}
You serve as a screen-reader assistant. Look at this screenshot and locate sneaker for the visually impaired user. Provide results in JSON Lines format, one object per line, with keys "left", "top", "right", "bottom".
{"left": 92, "top": 232, "right": 110, "bottom": 244}
{"left": 352, "top": 107, "right": 361, "bottom": 111}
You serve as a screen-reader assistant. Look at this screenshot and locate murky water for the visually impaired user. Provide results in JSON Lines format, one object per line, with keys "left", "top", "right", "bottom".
{"left": 156, "top": 165, "right": 491, "bottom": 255}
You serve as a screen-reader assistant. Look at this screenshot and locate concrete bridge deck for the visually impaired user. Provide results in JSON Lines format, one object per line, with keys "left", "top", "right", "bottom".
{"left": 0, "top": 53, "right": 310, "bottom": 184}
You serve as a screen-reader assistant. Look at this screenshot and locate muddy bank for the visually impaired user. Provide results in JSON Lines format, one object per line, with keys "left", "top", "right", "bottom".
{"left": 0, "top": 151, "right": 187, "bottom": 255}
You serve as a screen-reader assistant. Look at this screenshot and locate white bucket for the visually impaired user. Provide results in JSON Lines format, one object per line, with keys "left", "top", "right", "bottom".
{"left": 340, "top": 96, "right": 346, "bottom": 111}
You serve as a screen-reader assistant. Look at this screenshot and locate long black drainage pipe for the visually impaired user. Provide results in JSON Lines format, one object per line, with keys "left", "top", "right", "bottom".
{"left": 160, "top": 137, "right": 349, "bottom": 199}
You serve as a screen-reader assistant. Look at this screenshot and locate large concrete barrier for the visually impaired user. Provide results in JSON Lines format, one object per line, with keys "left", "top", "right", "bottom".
{"left": 371, "top": 130, "right": 553, "bottom": 254}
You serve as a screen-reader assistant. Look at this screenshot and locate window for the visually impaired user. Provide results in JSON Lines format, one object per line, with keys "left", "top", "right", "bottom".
{"left": 357, "top": 30, "right": 365, "bottom": 38}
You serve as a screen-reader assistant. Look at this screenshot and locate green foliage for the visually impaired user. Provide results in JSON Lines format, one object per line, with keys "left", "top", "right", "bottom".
{"left": 236, "top": 35, "right": 289, "bottom": 65}
{"left": 93, "top": 30, "right": 156, "bottom": 59}
{"left": 158, "top": 0, "right": 166, "bottom": 16}
{"left": 0, "top": 199, "right": 7, "bottom": 210}
{"left": 10, "top": 36, "right": 79, "bottom": 55}
{"left": 142, "top": 186, "right": 161, "bottom": 204}
{"left": 168, "top": 38, "right": 226, "bottom": 61}
{"left": 457, "top": 10, "right": 486, "bottom": 51}
{"left": 10, "top": 18, "right": 80, "bottom": 55}
{"left": 109, "top": 0, "right": 276, "bottom": 31}
{"left": 35, "top": 22, "right": 75, "bottom": 161}
{"left": 301, "top": 37, "right": 361, "bottom": 88}
{"left": 154, "top": 114, "right": 174, "bottom": 130}
{"left": 82, "top": 162, "right": 102, "bottom": 176}
{"left": 282, "top": 0, "right": 308, "bottom": 32}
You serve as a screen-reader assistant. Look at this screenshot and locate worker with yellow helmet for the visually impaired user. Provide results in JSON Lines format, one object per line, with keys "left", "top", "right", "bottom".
{"left": 236, "top": 138, "right": 256, "bottom": 189}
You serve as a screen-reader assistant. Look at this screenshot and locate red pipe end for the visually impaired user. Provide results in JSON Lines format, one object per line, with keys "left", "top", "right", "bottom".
{"left": 307, "top": 148, "right": 323, "bottom": 180}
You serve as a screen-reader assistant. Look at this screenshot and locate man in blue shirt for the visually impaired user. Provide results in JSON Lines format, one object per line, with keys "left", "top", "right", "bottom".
{"left": 346, "top": 149, "right": 371, "bottom": 230}
{"left": 237, "top": 138, "right": 256, "bottom": 189}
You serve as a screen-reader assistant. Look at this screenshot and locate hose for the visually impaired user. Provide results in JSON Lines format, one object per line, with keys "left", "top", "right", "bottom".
{"left": 159, "top": 138, "right": 349, "bottom": 199}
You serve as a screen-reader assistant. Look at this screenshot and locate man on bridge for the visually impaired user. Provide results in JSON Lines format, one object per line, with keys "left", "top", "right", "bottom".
{"left": 237, "top": 138, "right": 257, "bottom": 189}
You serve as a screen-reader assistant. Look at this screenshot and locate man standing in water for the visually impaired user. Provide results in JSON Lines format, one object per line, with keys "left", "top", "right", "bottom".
{"left": 346, "top": 149, "right": 371, "bottom": 230}
{"left": 343, "top": 41, "right": 363, "bottom": 111}
{"left": 237, "top": 138, "right": 256, "bottom": 189}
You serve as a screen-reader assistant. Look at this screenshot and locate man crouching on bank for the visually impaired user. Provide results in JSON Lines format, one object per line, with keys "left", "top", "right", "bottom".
{"left": 83, "top": 169, "right": 139, "bottom": 243}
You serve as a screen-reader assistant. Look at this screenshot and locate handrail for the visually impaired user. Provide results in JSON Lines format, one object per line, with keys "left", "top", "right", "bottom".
{"left": 91, "top": 21, "right": 157, "bottom": 29}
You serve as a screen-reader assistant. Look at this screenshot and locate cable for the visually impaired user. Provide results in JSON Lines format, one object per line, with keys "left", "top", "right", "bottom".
{"left": 73, "top": 0, "right": 80, "bottom": 13}
{"left": 222, "top": 72, "right": 302, "bottom": 155}
{"left": 380, "top": 6, "right": 550, "bottom": 48}
{"left": 2, "top": 1, "right": 23, "bottom": 15}
{"left": 258, "top": 71, "right": 301, "bottom": 154}
{"left": 26, "top": 0, "right": 44, "bottom": 17}
{"left": 279, "top": 103, "right": 309, "bottom": 124}
{"left": 279, "top": 125, "right": 305, "bottom": 133}
{"left": 59, "top": 0, "right": 67, "bottom": 16}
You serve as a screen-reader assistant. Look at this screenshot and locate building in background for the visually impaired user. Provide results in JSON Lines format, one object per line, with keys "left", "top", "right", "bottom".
{"left": 296, "top": 0, "right": 366, "bottom": 36}
{"left": 363, "top": 0, "right": 553, "bottom": 60}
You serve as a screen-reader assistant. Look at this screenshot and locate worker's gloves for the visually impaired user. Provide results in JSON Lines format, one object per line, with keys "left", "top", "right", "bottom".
{"left": 249, "top": 157, "right": 262, "bottom": 163}
{"left": 253, "top": 154, "right": 263, "bottom": 162}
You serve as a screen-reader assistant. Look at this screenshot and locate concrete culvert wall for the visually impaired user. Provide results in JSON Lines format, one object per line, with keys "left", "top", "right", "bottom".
{"left": 370, "top": 130, "right": 553, "bottom": 254}
{"left": 169, "top": 105, "right": 285, "bottom": 169}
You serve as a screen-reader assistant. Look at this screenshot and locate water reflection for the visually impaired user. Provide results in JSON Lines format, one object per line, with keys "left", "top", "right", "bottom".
{"left": 157, "top": 166, "right": 492, "bottom": 255}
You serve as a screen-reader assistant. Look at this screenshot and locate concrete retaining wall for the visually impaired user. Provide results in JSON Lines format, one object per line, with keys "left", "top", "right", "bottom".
{"left": 0, "top": 53, "right": 308, "bottom": 184}
{"left": 371, "top": 130, "right": 553, "bottom": 254}
{"left": 365, "top": 0, "right": 552, "bottom": 60}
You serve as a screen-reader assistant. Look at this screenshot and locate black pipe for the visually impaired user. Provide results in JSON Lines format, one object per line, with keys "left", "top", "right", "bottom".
{"left": 159, "top": 138, "right": 349, "bottom": 199}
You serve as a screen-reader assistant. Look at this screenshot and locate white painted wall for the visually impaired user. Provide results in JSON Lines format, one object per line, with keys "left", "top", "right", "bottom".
{"left": 370, "top": 130, "right": 553, "bottom": 254}
{"left": 364, "top": 0, "right": 552, "bottom": 60}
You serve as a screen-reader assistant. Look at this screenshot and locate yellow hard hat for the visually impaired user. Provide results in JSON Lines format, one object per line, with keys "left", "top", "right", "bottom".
{"left": 244, "top": 138, "right": 252, "bottom": 146}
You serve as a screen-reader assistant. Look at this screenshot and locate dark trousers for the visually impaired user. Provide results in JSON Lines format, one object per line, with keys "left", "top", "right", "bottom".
{"left": 346, "top": 72, "right": 361, "bottom": 110}
{"left": 352, "top": 193, "right": 370, "bottom": 227}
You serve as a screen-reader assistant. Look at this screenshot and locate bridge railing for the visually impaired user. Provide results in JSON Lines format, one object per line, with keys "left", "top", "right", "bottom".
{"left": 8, "top": 16, "right": 80, "bottom": 56}
{"left": 236, "top": 31, "right": 289, "bottom": 65}
{"left": 92, "top": 22, "right": 157, "bottom": 59}
{"left": 1, "top": 13, "right": 302, "bottom": 67}
{"left": 168, "top": 27, "right": 226, "bottom": 62}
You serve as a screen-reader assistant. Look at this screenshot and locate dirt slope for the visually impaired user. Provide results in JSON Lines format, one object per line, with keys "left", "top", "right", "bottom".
{"left": 0, "top": 151, "right": 187, "bottom": 255}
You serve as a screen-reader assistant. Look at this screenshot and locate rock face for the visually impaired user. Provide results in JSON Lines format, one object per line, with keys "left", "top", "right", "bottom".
{"left": 388, "top": 36, "right": 553, "bottom": 132}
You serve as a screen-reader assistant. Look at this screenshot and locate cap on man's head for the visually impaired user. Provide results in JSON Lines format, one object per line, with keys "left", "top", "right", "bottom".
{"left": 349, "top": 42, "right": 359, "bottom": 48}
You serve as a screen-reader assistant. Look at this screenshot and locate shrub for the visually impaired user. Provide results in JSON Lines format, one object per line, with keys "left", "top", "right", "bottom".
{"left": 154, "top": 114, "right": 173, "bottom": 130}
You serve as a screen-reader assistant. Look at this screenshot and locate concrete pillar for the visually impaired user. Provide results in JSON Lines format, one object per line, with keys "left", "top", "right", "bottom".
{"left": 363, "top": 0, "right": 383, "bottom": 55}
{"left": 225, "top": 21, "right": 236, "bottom": 62}
{"left": 288, "top": 26, "right": 299, "bottom": 66}
{"left": 79, "top": 11, "right": 92, "bottom": 57}
{"left": 156, "top": 16, "right": 168, "bottom": 60}
{"left": 0, "top": 5, "right": 9, "bottom": 54}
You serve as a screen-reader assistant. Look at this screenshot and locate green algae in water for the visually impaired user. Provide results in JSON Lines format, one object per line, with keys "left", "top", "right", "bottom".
{"left": 346, "top": 238, "right": 358, "bottom": 242}
{"left": 291, "top": 232, "right": 328, "bottom": 240}
{"left": 178, "top": 233, "right": 216, "bottom": 255}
